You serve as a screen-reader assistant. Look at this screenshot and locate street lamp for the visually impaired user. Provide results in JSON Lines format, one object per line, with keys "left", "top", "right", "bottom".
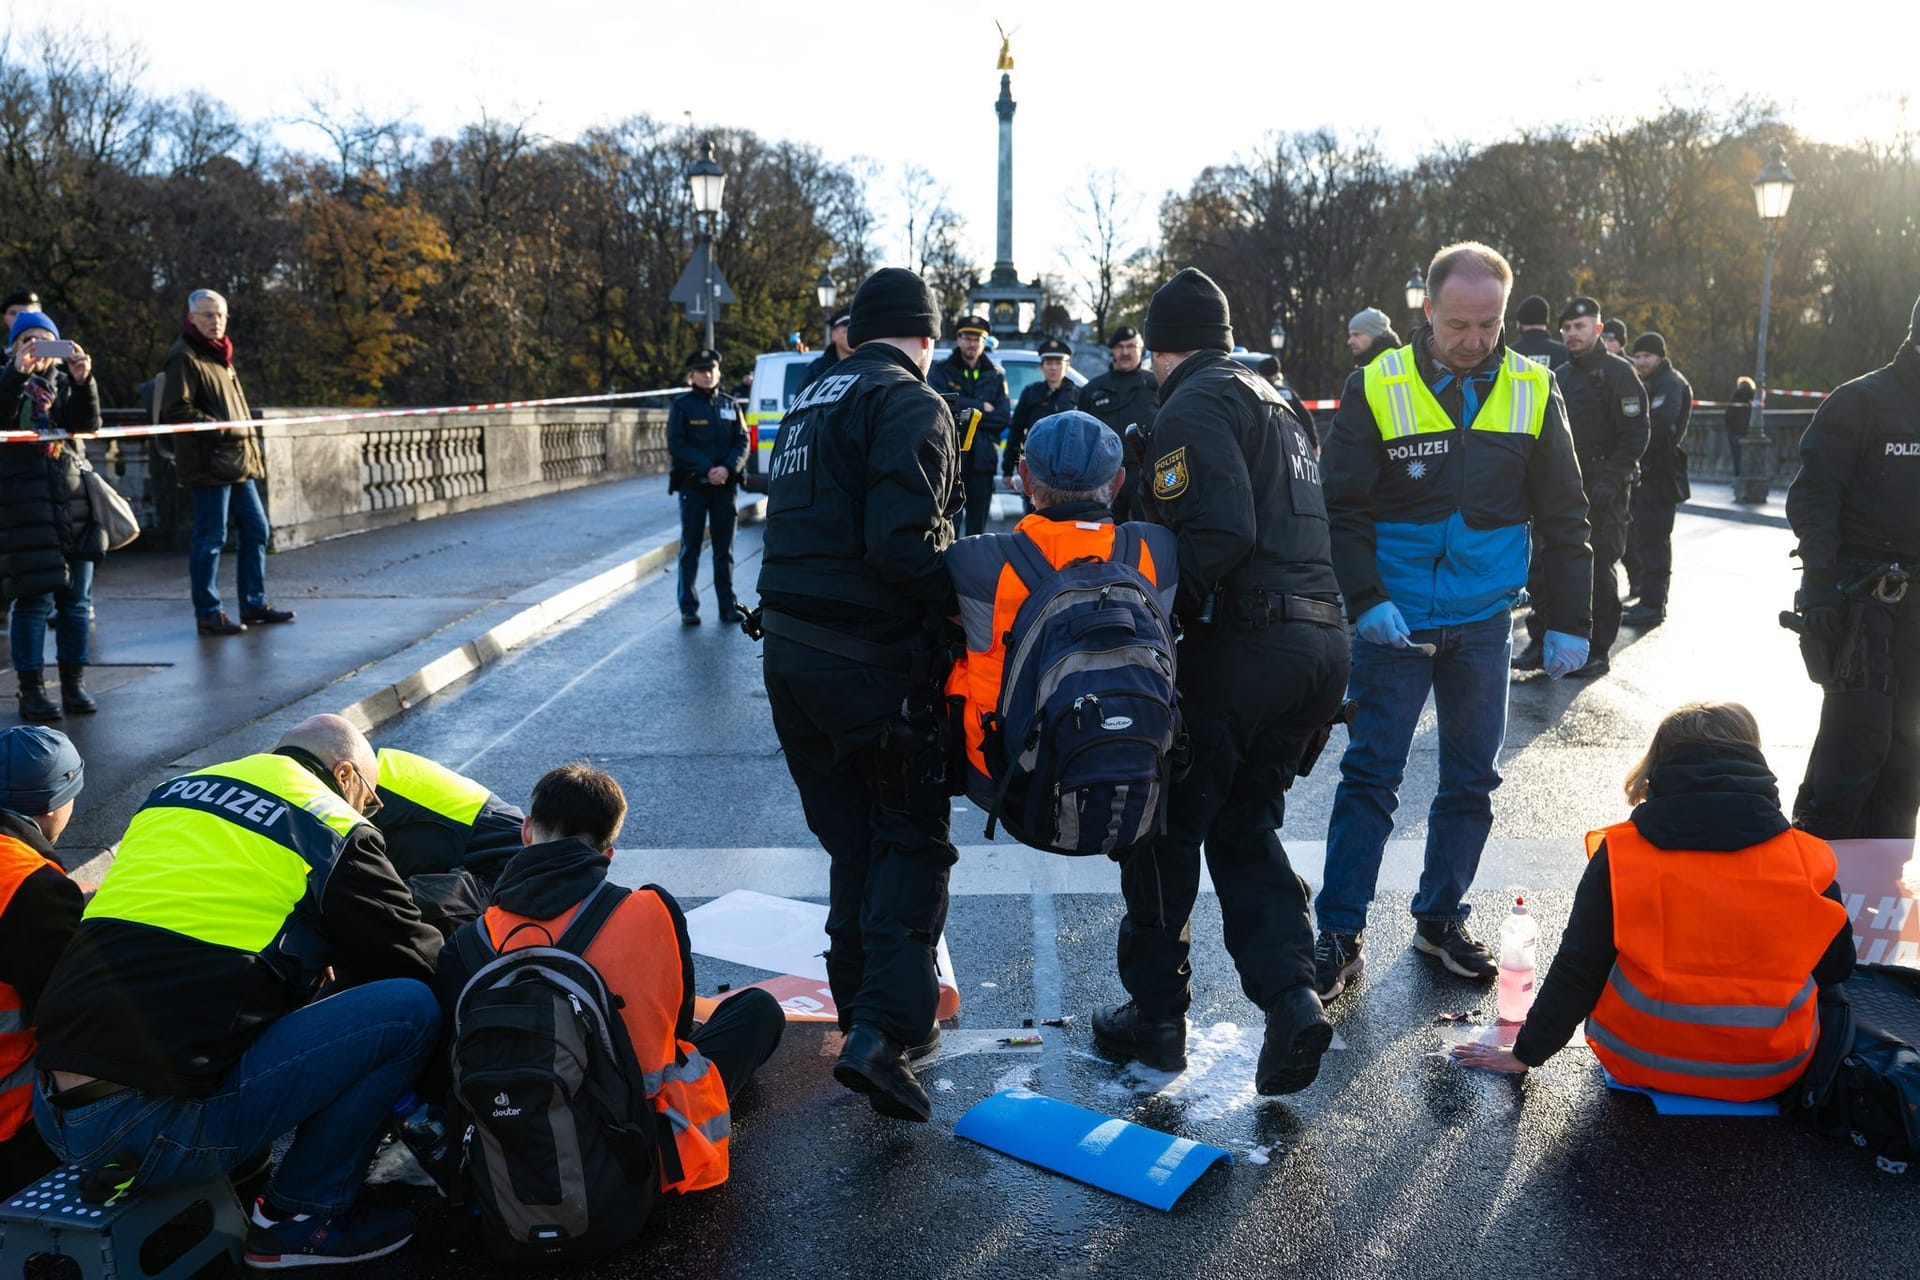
{"left": 816, "top": 269, "right": 836, "bottom": 348}
{"left": 687, "top": 139, "right": 727, "bottom": 350}
{"left": 1737, "top": 141, "right": 1798, "bottom": 504}
{"left": 1404, "top": 267, "right": 1427, "bottom": 329}
{"left": 1269, "top": 319, "right": 1286, "bottom": 352}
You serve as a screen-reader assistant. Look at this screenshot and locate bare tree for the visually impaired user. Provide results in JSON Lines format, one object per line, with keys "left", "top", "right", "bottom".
{"left": 1067, "top": 169, "right": 1140, "bottom": 336}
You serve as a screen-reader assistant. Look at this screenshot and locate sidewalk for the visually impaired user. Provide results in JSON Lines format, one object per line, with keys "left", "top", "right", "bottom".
{"left": 1679, "top": 477, "right": 1790, "bottom": 528}
{"left": 2, "top": 477, "right": 754, "bottom": 870}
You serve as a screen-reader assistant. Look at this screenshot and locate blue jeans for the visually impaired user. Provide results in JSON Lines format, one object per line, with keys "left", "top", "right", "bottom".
{"left": 9, "top": 559, "right": 93, "bottom": 672}
{"left": 677, "top": 485, "right": 737, "bottom": 618}
{"left": 189, "top": 480, "right": 269, "bottom": 619}
{"left": 33, "top": 980, "right": 439, "bottom": 1218}
{"left": 1316, "top": 611, "right": 1511, "bottom": 934}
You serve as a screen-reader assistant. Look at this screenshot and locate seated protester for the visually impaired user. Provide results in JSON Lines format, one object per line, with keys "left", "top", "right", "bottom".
{"left": 373, "top": 749, "right": 524, "bottom": 882}
{"left": 436, "top": 764, "right": 784, "bottom": 1194}
{"left": 1454, "top": 702, "right": 1855, "bottom": 1099}
{"left": 0, "top": 727, "right": 85, "bottom": 1194}
{"left": 945, "top": 410, "right": 1178, "bottom": 805}
{"left": 32, "top": 714, "right": 442, "bottom": 1270}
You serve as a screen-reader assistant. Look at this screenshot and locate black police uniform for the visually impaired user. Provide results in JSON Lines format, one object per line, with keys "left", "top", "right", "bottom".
{"left": 1524, "top": 344, "right": 1647, "bottom": 658}
{"left": 1004, "top": 373, "right": 1079, "bottom": 516}
{"left": 1119, "top": 350, "right": 1351, "bottom": 1019}
{"left": 1078, "top": 362, "right": 1159, "bottom": 522}
{"left": 1627, "top": 357, "right": 1693, "bottom": 614}
{"left": 667, "top": 376, "right": 750, "bottom": 622}
{"left": 755, "top": 343, "right": 963, "bottom": 1045}
{"left": 928, "top": 349, "right": 1009, "bottom": 537}
{"left": 1509, "top": 329, "right": 1568, "bottom": 369}
{"left": 1787, "top": 339, "right": 1920, "bottom": 839}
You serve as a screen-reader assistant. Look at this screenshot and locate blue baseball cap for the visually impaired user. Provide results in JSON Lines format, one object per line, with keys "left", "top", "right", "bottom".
{"left": 1022, "top": 410, "right": 1122, "bottom": 490}
{"left": 0, "top": 725, "right": 84, "bottom": 814}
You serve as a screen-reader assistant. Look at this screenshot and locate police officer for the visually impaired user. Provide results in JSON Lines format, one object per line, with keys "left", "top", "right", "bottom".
{"left": 1078, "top": 326, "right": 1158, "bottom": 521}
{"left": 1509, "top": 294, "right": 1567, "bottom": 368}
{"left": 799, "top": 306, "right": 854, "bottom": 391}
{"left": 667, "top": 348, "right": 750, "bottom": 627}
{"left": 1601, "top": 317, "right": 1628, "bottom": 358}
{"left": 1515, "top": 297, "right": 1646, "bottom": 677}
{"left": 1092, "top": 268, "right": 1350, "bottom": 1096}
{"left": 1003, "top": 337, "right": 1078, "bottom": 492}
{"left": 1786, "top": 291, "right": 1920, "bottom": 840}
{"left": 1622, "top": 333, "right": 1692, "bottom": 629}
{"left": 372, "top": 747, "right": 525, "bottom": 888}
{"left": 753, "top": 267, "right": 962, "bottom": 1123}
{"left": 928, "top": 314, "right": 1009, "bottom": 536}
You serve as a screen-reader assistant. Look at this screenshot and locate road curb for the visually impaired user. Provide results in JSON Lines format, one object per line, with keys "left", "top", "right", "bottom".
{"left": 63, "top": 496, "right": 766, "bottom": 886}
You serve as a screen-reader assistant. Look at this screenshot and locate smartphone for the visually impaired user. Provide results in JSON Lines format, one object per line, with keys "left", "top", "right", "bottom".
{"left": 31, "top": 339, "right": 76, "bottom": 360}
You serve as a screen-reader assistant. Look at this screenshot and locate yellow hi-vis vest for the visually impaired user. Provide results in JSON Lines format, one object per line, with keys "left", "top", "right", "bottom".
{"left": 1362, "top": 346, "right": 1550, "bottom": 442}
{"left": 376, "top": 748, "right": 490, "bottom": 829}
{"left": 87, "top": 754, "right": 369, "bottom": 955}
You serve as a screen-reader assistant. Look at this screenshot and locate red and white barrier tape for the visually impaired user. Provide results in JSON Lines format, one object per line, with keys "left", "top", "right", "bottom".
{"left": 0, "top": 387, "right": 684, "bottom": 445}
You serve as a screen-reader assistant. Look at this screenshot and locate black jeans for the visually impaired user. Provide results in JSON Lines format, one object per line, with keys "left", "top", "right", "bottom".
{"left": 692, "top": 987, "right": 786, "bottom": 1101}
{"left": 1796, "top": 589, "right": 1920, "bottom": 840}
{"left": 1628, "top": 487, "right": 1678, "bottom": 610}
{"left": 763, "top": 634, "right": 957, "bottom": 1045}
{"left": 1115, "top": 619, "right": 1351, "bottom": 1017}
{"left": 677, "top": 485, "right": 738, "bottom": 618}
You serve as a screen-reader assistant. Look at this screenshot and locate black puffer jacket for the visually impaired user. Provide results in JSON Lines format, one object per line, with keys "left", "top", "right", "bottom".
{"left": 0, "top": 363, "right": 104, "bottom": 601}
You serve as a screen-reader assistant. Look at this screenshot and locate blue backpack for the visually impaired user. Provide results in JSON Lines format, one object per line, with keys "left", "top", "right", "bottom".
{"left": 979, "top": 526, "right": 1180, "bottom": 856}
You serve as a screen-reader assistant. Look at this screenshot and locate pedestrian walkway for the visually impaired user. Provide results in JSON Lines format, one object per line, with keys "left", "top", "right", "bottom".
{"left": 1680, "top": 477, "right": 1790, "bottom": 528}
{"left": 1, "top": 476, "right": 743, "bottom": 866}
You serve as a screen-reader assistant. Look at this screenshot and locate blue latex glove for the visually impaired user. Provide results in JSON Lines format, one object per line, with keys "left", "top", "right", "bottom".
{"left": 1356, "top": 600, "right": 1413, "bottom": 648}
{"left": 1543, "top": 630, "right": 1590, "bottom": 679}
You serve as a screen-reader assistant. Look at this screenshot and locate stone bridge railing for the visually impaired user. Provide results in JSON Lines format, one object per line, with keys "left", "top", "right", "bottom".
{"left": 93, "top": 404, "right": 671, "bottom": 551}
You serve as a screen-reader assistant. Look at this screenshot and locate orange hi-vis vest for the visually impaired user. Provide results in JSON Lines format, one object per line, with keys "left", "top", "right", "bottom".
{"left": 0, "top": 833, "right": 62, "bottom": 1142}
{"left": 485, "top": 887, "right": 731, "bottom": 1192}
{"left": 944, "top": 513, "right": 1171, "bottom": 784}
{"left": 1583, "top": 821, "right": 1849, "bottom": 1102}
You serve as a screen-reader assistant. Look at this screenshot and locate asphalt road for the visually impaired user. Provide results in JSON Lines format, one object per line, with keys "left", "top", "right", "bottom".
{"left": 348, "top": 507, "right": 1915, "bottom": 1278}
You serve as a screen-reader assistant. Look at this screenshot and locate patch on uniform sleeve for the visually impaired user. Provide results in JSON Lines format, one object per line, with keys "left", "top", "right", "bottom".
{"left": 1621, "top": 398, "right": 1643, "bottom": 417}
{"left": 1153, "top": 447, "right": 1189, "bottom": 500}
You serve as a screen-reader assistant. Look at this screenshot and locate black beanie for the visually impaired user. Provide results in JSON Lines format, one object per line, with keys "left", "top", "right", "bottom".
{"left": 1632, "top": 332, "right": 1666, "bottom": 358}
{"left": 847, "top": 267, "right": 941, "bottom": 347}
{"left": 1144, "top": 268, "right": 1233, "bottom": 353}
{"left": 1516, "top": 294, "right": 1550, "bottom": 326}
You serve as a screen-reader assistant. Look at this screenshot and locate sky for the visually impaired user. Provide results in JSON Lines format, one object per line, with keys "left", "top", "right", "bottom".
{"left": 36, "top": 1, "right": 1915, "bottom": 316}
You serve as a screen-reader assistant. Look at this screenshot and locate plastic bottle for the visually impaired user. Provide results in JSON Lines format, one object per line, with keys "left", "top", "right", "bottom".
{"left": 389, "top": 1091, "right": 453, "bottom": 1195}
{"left": 1497, "top": 896, "right": 1539, "bottom": 1023}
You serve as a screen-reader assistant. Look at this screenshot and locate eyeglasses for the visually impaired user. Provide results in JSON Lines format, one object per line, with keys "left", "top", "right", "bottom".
{"left": 343, "top": 762, "right": 383, "bottom": 817}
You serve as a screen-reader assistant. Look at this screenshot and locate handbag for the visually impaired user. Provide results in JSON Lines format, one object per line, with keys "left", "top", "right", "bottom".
{"left": 77, "top": 453, "right": 142, "bottom": 551}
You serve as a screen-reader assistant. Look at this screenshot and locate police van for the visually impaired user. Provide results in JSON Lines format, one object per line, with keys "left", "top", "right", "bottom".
{"left": 746, "top": 346, "right": 1088, "bottom": 474}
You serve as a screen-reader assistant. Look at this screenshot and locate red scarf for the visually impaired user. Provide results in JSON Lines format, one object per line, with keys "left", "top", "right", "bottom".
{"left": 181, "top": 316, "right": 234, "bottom": 367}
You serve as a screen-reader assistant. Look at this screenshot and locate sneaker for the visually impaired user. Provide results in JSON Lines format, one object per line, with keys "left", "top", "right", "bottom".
{"left": 1091, "top": 1000, "right": 1188, "bottom": 1073}
{"left": 1413, "top": 919, "right": 1497, "bottom": 980}
{"left": 1313, "top": 930, "right": 1365, "bottom": 1002}
{"left": 1510, "top": 639, "right": 1544, "bottom": 672}
{"left": 241, "top": 606, "right": 297, "bottom": 625}
{"left": 243, "top": 1199, "right": 415, "bottom": 1270}
{"left": 197, "top": 612, "right": 246, "bottom": 636}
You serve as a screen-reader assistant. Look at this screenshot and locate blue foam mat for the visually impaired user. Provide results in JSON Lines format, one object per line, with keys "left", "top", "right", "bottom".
{"left": 954, "top": 1089, "right": 1231, "bottom": 1210}
{"left": 1598, "top": 1063, "right": 1781, "bottom": 1116}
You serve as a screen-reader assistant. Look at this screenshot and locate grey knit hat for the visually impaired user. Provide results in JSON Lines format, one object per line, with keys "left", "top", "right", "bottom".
{"left": 1348, "top": 308, "right": 1393, "bottom": 340}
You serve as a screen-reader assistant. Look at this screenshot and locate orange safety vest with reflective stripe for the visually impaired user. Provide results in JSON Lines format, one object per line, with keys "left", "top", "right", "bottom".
{"left": 0, "top": 834, "right": 63, "bottom": 1142}
{"left": 944, "top": 514, "right": 1168, "bottom": 784}
{"left": 484, "top": 888, "right": 731, "bottom": 1192}
{"left": 1583, "top": 821, "right": 1849, "bottom": 1102}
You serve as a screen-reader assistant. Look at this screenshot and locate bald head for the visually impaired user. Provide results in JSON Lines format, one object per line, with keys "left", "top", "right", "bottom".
{"left": 277, "top": 714, "right": 372, "bottom": 770}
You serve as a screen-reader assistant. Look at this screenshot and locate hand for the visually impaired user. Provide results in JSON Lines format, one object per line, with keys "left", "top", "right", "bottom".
{"left": 1356, "top": 600, "right": 1412, "bottom": 648}
{"left": 1451, "top": 1041, "right": 1528, "bottom": 1074}
{"left": 1801, "top": 573, "right": 1845, "bottom": 646}
{"left": 1543, "top": 630, "right": 1589, "bottom": 678}
{"left": 706, "top": 465, "right": 729, "bottom": 486}
{"left": 1589, "top": 481, "right": 1622, "bottom": 516}
{"left": 64, "top": 342, "right": 90, "bottom": 384}
{"left": 14, "top": 338, "right": 46, "bottom": 374}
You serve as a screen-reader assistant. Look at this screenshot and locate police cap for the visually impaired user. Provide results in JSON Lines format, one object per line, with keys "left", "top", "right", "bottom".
{"left": 1106, "top": 325, "right": 1140, "bottom": 347}
{"left": 828, "top": 308, "right": 852, "bottom": 330}
{"left": 1037, "top": 338, "right": 1072, "bottom": 362}
{"left": 1558, "top": 296, "right": 1601, "bottom": 325}
{"left": 954, "top": 315, "right": 991, "bottom": 337}
{"left": 1601, "top": 318, "right": 1628, "bottom": 344}
{"left": 685, "top": 347, "right": 722, "bottom": 370}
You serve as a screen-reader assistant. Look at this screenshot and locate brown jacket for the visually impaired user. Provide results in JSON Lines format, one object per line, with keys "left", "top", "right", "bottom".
{"left": 159, "top": 337, "right": 263, "bottom": 487}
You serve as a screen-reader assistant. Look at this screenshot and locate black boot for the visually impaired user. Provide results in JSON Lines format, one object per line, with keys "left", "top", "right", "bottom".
{"left": 833, "top": 1025, "right": 932, "bottom": 1122}
{"left": 17, "top": 672, "right": 61, "bottom": 722}
{"left": 1256, "top": 986, "right": 1335, "bottom": 1096}
{"left": 59, "top": 663, "right": 97, "bottom": 714}
{"left": 1091, "top": 1000, "right": 1189, "bottom": 1073}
